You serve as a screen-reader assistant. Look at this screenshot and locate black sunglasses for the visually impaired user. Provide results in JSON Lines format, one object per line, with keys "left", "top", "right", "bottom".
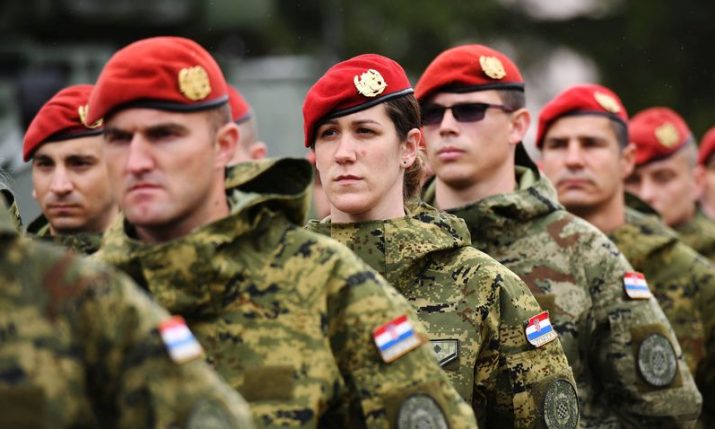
{"left": 421, "top": 102, "right": 515, "bottom": 126}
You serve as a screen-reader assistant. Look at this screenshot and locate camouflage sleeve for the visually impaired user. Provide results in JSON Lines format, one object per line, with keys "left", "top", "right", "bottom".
{"left": 64, "top": 258, "right": 255, "bottom": 429}
{"left": 587, "top": 238, "right": 702, "bottom": 427}
{"left": 321, "top": 245, "right": 478, "bottom": 429}
{"left": 476, "top": 267, "right": 578, "bottom": 429}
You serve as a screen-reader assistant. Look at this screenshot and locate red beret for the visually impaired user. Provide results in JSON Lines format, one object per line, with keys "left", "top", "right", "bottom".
{"left": 302, "top": 53, "right": 413, "bottom": 148}
{"left": 228, "top": 84, "right": 253, "bottom": 124}
{"left": 23, "top": 84, "right": 103, "bottom": 161}
{"left": 536, "top": 84, "right": 628, "bottom": 149}
{"left": 698, "top": 126, "right": 715, "bottom": 166}
{"left": 414, "top": 44, "right": 524, "bottom": 102}
{"left": 629, "top": 107, "right": 693, "bottom": 166}
{"left": 87, "top": 36, "right": 228, "bottom": 124}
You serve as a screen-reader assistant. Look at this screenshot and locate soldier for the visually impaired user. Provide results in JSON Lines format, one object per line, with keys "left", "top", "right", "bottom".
{"left": 537, "top": 83, "right": 713, "bottom": 427}
{"left": 302, "top": 53, "right": 577, "bottom": 429}
{"left": 417, "top": 45, "right": 702, "bottom": 427}
{"left": 227, "top": 84, "right": 267, "bottom": 165}
{"left": 695, "top": 126, "right": 715, "bottom": 221}
{"left": 87, "top": 36, "right": 477, "bottom": 428}
{"left": 0, "top": 199, "right": 254, "bottom": 429}
{"left": 23, "top": 84, "right": 118, "bottom": 253}
{"left": 624, "top": 107, "right": 715, "bottom": 262}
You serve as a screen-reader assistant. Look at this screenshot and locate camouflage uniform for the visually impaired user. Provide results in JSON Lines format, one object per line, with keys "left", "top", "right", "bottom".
{"left": 96, "top": 158, "right": 478, "bottom": 429}
{"left": 306, "top": 202, "right": 578, "bottom": 429}
{"left": 0, "top": 202, "right": 254, "bottom": 429}
{"left": 609, "top": 207, "right": 715, "bottom": 427}
{"left": 673, "top": 208, "right": 715, "bottom": 264}
{"left": 27, "top": 213, "right": 103, "bottom": 255}
{"left": 423, "top": 160, "right": 702, "bottom": 428}
{"left": 1, "top": 188, "right": 23, "bottom": 231}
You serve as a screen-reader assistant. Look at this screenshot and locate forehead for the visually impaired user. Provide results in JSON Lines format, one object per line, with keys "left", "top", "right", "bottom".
{"left": 322, "top": 102, "right": 390, "bottom": 126}
{"left": 634, "top": 150, "right": 690, "bottom": 175}
{"left": 34, "top": 135, "right": 104, "bottom": 158}
{"left": 106, "top": 107, "right": 200, "bottom": 129}
{"left": 545, "top": 114, "right": 617, "bottom": 140}
{"left": 428, "top": 89, "right": 502, "bottom": 105}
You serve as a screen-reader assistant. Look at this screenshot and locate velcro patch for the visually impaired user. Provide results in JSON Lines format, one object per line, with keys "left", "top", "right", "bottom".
{"left": 397, "top": 394, "right": 448, "bottom": 429}
{"left": 430, "top": 339, "right": 459, "bottom": 367}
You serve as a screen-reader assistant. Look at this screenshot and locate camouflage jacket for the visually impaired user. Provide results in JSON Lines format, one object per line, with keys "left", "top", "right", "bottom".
{"left": 674, "top": 208, "right": 715, "bottom": 265}
{"left": 1, "top": 188, "right": 23, "bottom": 231}
{"left": 306, "top": 202, "right": 578, "bottom": 429}
{"left": 423, "top": 165, "right": 702, "bottom": 428}
{"left": 96, "top": 158, "right": 477, "bottom": 429}
{"left": 27, "top": 213, "right": 103, "bottom": 255}
{"left": 0, "top": 202, "right": 254, "bottom": 429}
{"left": 610, "top": 208, "right": 715, "bottom": 426}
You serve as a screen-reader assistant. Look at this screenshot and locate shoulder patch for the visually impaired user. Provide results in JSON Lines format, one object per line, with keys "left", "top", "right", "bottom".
{"left": 187, "top": 399, "right": 234, "bottom": 429}
{"left": 159, "top": 316, "right": 204, "bottom": 364}
{"left": 637, "top": 333, "right": 677, "bottom": 387}
{"left": 543, "top": 379, "right": 579, "bottom": 429}
{"left": 398, "top": 394, "right": 448, "bottom": 429}
{"left": 373, "top": 315, "right": 423, "bottom": 363}
{"left": 623, "top": 271, "right": 652, "bottom": 299}
{"left": 525, "top": 311, "right": 558, "bottom": 347}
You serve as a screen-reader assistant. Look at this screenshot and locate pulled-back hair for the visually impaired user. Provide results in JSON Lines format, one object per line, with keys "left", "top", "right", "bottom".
{"left": 384, "top": 94, "right": 424, "bottom": 200}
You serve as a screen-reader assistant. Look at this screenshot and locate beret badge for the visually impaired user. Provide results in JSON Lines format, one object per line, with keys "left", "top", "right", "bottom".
{"left": 655, "top": 122, "right": 680, "bottom": 148}
{"left": 354, "top": 69, "right": 387, "bottom": 97}
{"left": 178, "top": 65, "right": 211, "bottom": 101}
{"left": 479, "top": 56, "right": 506, "bottom": 80}
{"left": 593, "top": 92, "right": 621, "bottom": 113}
{"left": 78, "top": 104, "right": 103, "bottom": 129}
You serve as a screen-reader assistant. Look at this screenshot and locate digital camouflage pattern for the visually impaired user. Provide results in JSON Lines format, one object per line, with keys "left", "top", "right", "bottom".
{"left": 609, "top": 207, "right": 715, "bottom": 427}
{"left": 0, "top": 201, "right": 254, "bottom": 429}
{"left": 423, "top": 162, "right": 702, "bottom": 428}
{"left": 27, "top": 213, "right": 103, "bottom": 255}
{"left": 674, "top": 208, "right": 715, "bottom": 264}
{"left": 306, "top": 202, "right": 578, "bottom": 429}
{"left": 96, "top": 158, "right": 478, "bottom": 429}
{"left": 1, "top": 188, "right": 23, "bottom": 231}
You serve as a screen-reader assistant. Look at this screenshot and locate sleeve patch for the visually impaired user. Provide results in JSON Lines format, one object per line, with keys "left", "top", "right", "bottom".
{"left": 525, "top": 311, "right": 558, "bottom": 347}
{"left": 373, "top": 314, "right": 423, "bottom": 363}
{"left": 159, "top": 315, "right": 204, "bottom": 364}
{"left": 623, "top": 271, "right": 652, "bottom": 299}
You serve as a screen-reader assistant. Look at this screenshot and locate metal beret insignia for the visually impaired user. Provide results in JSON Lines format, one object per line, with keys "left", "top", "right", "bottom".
{"left": 397, "top": 394, "right": 448, "bottom": 429}
{"left": 354, "top": 69, "right": 387, "bottom": 97}
{"left": 655, "top": 122, "right": 680, "bottom": 148}
{"left": 179, "top": 65, "right": 212, "bottom": 101}
{"left": 430, "top": 339, "right": 459, "bottom": 367}
{"left": 479, "top": 55, "right": 507, "bottom": 80}
{"left": 543, "top": 379, "right": 579, "bottom": 429}
{"left": 637, "top": 333, "right": 677, "bottom": 387}
{"left": 78, "top": 104, "right": 103, "bottom": 129}
{"left": 593, "top": 92, "right": 621, "bottom": 113}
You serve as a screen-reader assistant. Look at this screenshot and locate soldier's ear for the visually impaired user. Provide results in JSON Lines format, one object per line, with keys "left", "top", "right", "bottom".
{"left": 214, "top": 122, "right": 239, "bottom": 169}
{"left": 620, "top": 143, "right": 636, "bottom": 178}
{"left": 508, "top": 108, "right": 530, "bottom": 146}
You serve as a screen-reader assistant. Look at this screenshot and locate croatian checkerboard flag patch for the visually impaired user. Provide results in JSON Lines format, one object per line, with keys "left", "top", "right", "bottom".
{"left": 623, "top": 271, "right": 652, "bottom": 299}
{"left": 159, "top": 316, "right": 204, "bottom": 364}
{"left": 373, "top": 314, "right": 423, "bottom": 363}
{"left": 525, "top": 311, "right": 558, "bottom": 347}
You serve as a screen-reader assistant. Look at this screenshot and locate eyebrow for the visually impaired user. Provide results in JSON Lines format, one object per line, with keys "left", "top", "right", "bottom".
{"left": 104, "top": 122, "right": 190, "bottom": 137}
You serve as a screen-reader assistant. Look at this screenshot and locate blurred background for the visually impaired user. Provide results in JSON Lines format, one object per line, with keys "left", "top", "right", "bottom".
{"left": 1, "top": 0, "right": 713, "bottom": 222}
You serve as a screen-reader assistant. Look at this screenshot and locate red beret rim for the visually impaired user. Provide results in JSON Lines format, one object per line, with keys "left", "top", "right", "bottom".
{"left": 234, "top": 111, "right": 253, "bottom": 125}
{"left": 422, "top": 82, "right": 524, "bottom": 99}
{"left": 309, "top": 88, "right": 413, "bottom": 146}
{"left": 103, "top": 96, "right": 229, "bottom": 120}
{"left": 25, "top": 128, "right": 103, "bottom": 161}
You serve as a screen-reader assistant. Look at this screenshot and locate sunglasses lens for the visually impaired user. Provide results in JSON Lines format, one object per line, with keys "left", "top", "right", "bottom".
{"left": 421, "top": 106, "right": 445, "bottom": 125}
{"left": 452, "top": 104, "right": 488, "bottom": 122}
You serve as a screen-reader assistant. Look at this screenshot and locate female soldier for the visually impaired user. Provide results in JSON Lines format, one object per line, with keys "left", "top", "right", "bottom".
{"left": 303, "top": 54, "right": 578, "bottom": 429}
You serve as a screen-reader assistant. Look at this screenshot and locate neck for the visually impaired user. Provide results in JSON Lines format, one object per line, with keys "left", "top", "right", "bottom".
{"left": 569, "top": 193, "right": 626, "bottom": 235}
{"left": 671, "top": 204, "right": 697, "bottom": 228}
{"left": 330, "top": 200, "right": 405, "bottom": 224}
{"left": 136, "top": 184, "right": 230, "bottom": 244}
{"left": 434, "top": 161, "right": 516, "bottom": 210}
{"left": 701, "top": 203, "right": 715, "bottom": 220}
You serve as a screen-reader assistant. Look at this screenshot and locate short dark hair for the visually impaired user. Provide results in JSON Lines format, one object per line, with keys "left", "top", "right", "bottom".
{"left": 384, "top": 95, "right": 424, "bottom": 200}
{"left": 608, "top": 118, "right": 629, "bottom": 148}
{"left": 496, "top": 89, "right": 526, "bottom": 111}
{"left": 205, "top": 103, "right": 232, "bottom": 135}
